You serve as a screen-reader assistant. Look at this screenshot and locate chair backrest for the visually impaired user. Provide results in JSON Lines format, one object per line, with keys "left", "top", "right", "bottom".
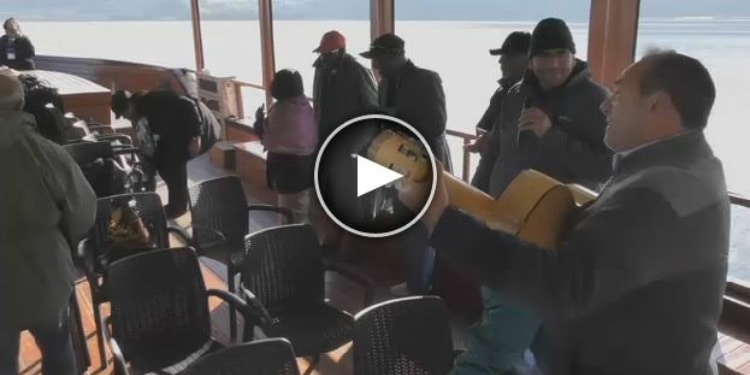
{"left": 64, "top": 141, "right": 125, "bottom": 197}
{"left": 189, "top": 176, "right": 249, "bottom": 251}
{"left": 63, "top": 141, "right": 113, "bottom": 165}
{"left": 90, "top": 192, "right": 169, "bottom": 268}
{"left": 242, "top": 224, "right": 324, "bottom": 311}
{"left": 107, "top": 247, "right": 211, "bottom": 362}
{"left": 182, "top": 338, "right": 300, "bottom": 375}
{"left": 353, "top": 296, "right": 454, "bottom": 375}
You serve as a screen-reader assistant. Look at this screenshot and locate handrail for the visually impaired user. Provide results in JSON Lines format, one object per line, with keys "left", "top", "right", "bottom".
{"left": 445, "top": 129, "right": 478, "bottom": 182}
{"left": 232, "top": 79, "right": 266, "bottom": 91}
{"left": 730, "top": 193, "right": 750, "bottom": 208}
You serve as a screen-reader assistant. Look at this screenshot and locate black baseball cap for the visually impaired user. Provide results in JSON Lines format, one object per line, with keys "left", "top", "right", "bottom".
{"left": 360, "top": 33, "right": 405, "bottom": 59}
{"left": 489, "top": 31, "right": 531, "bottom": 56}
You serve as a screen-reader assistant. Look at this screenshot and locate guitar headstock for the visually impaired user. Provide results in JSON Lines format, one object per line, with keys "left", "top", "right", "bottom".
{"left": 366, "top": 129, "right": 431, "bottom": 183}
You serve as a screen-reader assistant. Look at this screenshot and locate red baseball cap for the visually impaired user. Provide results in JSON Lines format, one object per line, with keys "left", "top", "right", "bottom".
{"left": 313, "top": 30, "right": 346, "bottom": 53}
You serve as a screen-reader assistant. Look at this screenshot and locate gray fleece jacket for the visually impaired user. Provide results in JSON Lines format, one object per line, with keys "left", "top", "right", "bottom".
{"left": 431, "top": 130, "right": 729, "bottom": 374}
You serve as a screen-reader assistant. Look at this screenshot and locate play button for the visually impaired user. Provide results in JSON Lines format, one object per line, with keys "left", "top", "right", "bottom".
{"left": 355, "top": 155, "right": 404, "bottom": 197}
{"left": 314, "top": 114, "right": 437, "bottom": 238}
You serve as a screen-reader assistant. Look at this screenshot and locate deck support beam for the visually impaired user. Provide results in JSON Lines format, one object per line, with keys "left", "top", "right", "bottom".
{"left": 370, "top": 0, "right": 395, "bottom": 41}
{"left": 189, "top": 0, "right": 206, "bottom": 71}
{"left": 587, "top": 0, "right": 641, "bottom": 89}
{"left": 258, "top": 0, "right": 277, "bottom": 108}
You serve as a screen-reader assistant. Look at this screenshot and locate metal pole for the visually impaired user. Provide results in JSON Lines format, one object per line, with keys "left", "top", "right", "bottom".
{"left": 190, "top": 0, "right": 206, "bottom": 71}
{"left": 258, "top": 0, "right": 276, "bottom": 108}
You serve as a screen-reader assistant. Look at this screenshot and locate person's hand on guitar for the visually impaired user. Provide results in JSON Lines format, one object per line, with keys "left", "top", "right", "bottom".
{"left": 396, "top": 161, "right": 449, "bottom": 235}
{"left": 518, "top": 107, "right": 552, "bottom": 138}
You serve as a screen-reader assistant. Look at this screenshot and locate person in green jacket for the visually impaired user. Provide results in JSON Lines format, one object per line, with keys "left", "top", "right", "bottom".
{"left": 0, "top": 70, "right": 96, "bottom": 375}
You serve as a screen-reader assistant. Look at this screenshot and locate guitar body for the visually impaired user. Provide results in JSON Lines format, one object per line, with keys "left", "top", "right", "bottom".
{"left": 368, "top": 129, "right": 596, "bottom": 249}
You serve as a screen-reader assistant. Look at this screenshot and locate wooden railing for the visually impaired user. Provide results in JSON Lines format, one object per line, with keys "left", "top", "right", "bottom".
{"left": 445, "top": 129, "right": 479, "bottom": 182}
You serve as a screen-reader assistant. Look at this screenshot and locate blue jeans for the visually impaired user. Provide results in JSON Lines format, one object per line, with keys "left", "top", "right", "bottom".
{"left": 451, "top": 286, "right": 545, "bottom": 375}
{"left": 406, "top": 245, "right": 436, "bottom": 294}
{"left": 0, "top": 308, "right": 77, "bottom": 375}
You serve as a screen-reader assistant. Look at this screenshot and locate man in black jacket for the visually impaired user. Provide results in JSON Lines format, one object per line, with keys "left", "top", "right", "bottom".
{"left": 112, "top": 90, "right": 201, "bottom": 218}
{"left": 468, "top": 31, "right": 531, "bottom": 192}
{"left": 313, "top": 30, "right": 378, "bottom": 145}
{"left": 0, "top": 18, "right": 35, "bottom": 71}
{"left": 360, "top": 33, "right": 452, "bottom": 296}
{"left": 450, "top": 18, "right": 613, "bottom": 374}
{"left": 401, "top": 51, "right": 728, "bottom": 375}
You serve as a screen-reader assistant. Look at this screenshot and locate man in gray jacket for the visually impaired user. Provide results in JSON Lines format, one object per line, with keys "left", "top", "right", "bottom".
{"left": 403, "top": 50, "right": 727, "bottom": 375}
{"left": 0, "top": 70, "right": 96, "bottom": 375}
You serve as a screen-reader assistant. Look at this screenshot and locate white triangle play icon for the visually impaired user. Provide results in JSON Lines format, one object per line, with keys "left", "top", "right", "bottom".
{"left": 355, "top": 155, "right": 404, "bottom": 197}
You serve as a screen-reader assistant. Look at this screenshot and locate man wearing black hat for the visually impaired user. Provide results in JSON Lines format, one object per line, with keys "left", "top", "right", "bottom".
{"left": 361, "top": 33, "right": 451, "bottom": 296}
{"left": 111, "top": 89, "right": 202, "bottom": 218}
{"left": 360, "top": 33, "right": 451, "bottom": 168}
{"left": 468, "top": 31, "right": 531, "bottom": 192}
{"left": 452, "top": 18, "right": 612, "bottom": 374}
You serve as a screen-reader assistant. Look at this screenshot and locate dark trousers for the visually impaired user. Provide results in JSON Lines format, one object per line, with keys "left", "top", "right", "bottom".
{"left": 145, "top": 150, "right": 189, "bottom": 215}
{"left": 0, "top": 308, "right": 77, "bottom": 375}
{"left": 156, "top": 160, "right": 189, "bottom": 215}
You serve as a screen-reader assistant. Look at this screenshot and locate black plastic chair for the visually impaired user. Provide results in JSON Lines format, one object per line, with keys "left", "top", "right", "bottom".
{"left": 105, "top": 247, "right": 253, "bottom": 375}
{"left": 353, "top": 296, "right": 455, "bottom": 375}
{"left": 181, "top": 175, "right": 293, "bottom": 341}
{"left": 63, "top": 140, "right": 145, "bottom": 195}
{"left": 182, "top": 338, "right": 300, "bottom": 375}
{"left": 240, "top": 224, "right": 375, "bottom": 369}
{"left": 76, "top": 192, "right": 180, "bottom": 368}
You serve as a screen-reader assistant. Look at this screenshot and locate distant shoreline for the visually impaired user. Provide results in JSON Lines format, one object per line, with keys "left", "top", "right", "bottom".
{"left": 15, "top": 17, "right": 750, "bottom": 23}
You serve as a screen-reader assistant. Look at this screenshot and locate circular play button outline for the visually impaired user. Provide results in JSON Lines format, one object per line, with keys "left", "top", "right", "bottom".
{"left": 314, "top": 114, "right": 438, "bottom": 238}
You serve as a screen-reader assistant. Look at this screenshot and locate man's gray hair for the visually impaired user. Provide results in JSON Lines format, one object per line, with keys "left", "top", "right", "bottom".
{"left": 0, "top": 70, "right": 24, "bottom": 111}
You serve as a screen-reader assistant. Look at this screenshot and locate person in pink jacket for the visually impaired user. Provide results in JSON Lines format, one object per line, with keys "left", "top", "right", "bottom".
{"left": 256, "top": 69, "right": 318, "bottom": 223}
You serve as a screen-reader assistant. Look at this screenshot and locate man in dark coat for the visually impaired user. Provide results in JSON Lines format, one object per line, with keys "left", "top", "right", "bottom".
{"left": 313, "top": 30, "right": 378, "bottom": 145}
{"left": 112, "top": 89, "right": 202, "bottom": 218}
{"left": 453, "top": 18, "right": 612, "bottom": 374}
{"left": 361, "top": 33, "right": 452, "bottom": 169}
{"left": 311, "top": 30, "right": 379, "bottom": 254}
{"left": 468, "top": 31, "right": 531, "bottom": 192}
{"left": 360, "top": 33, "right": 452, "bottom": 296}
{"left": 403, "top": 50, "right": 728, "bottom": 375}
{"left": 0, "top": 18, "right": 35, "bottom": 71}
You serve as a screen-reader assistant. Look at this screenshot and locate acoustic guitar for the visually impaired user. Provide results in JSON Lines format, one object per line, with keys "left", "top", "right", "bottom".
{"left": 367, "top": 129, "right": 597, "bottom": 249}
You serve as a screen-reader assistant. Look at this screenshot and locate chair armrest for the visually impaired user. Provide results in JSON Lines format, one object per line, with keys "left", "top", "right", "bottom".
{"left": 247, "top": 204, "right": 293, "bottom": 224}
{"left": 239, "top": 285, "right": 274, "bottom": 327}
{"left": 190, "top": 224, "right": 228, "bottom": 249}
{"left": 74, "top": 238, "right": 90, "bottom": 264}
{"left": 324, "top": 259, "right": 376, "bottom": 306}
{"left": 108, "top": 337, "right": 130, "bottom": 375}
{"left": 167, "top": 226, "right": 192, "bottom": 246}
{"left": 206, "top": 289, "right": 261, "bottom": 326}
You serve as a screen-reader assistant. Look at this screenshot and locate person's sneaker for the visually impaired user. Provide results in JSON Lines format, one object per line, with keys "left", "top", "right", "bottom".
{"left": 389, "top": 282, "right": 411, "bottom": 297}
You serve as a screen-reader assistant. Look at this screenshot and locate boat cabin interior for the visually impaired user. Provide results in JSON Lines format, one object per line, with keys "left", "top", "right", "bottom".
{"left": 8, "top": 0, "right": 750, "bottom": 374}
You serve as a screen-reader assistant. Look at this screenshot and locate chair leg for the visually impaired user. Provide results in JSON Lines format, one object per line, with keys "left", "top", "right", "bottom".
{"left": 228, "top": 268, "right": 237, "bottom": 343}
{"left": 92, "top": 301, "right": 107, "bottom": 370}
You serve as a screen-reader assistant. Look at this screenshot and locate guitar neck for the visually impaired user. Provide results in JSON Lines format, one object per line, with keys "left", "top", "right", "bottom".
{"left": 442, "top": 172, "right": 501, "bottom": 226}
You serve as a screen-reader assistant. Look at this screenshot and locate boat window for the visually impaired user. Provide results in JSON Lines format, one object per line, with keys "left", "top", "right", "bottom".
{"left": 272, "top": 1, "right": 371, "bottom": 101}
{"left": 636, "top": 1, "right": 750, "bottom": 284}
